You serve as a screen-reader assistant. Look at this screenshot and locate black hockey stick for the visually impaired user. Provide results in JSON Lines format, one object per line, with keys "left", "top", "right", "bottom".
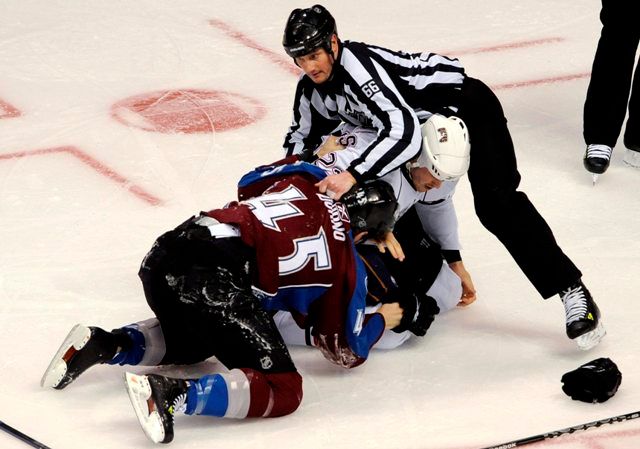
{"left": 480, "top": 410, "right": 640, "bottom": 449}
{"left": 0, "top": 420, "right": 52, "bottom": 449}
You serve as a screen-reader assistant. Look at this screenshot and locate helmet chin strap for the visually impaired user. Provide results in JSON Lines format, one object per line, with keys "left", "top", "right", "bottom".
{"left": 404, "top": 161, "right": 419, "bottom": 189}
{"left": 325, "top": 38, "right": 340, "bottom": 81}
{"left": 326, "top": 59, "right": 336, "bottom": 81}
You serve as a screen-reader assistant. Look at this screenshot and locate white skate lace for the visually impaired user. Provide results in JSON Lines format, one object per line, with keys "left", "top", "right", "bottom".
{"left": 562, "top": 285, "right": 587, "bottom": 324}
{"left": 586, "top": 144, "right": 612, "bottom": 161}
{"left": 170, "top": 393, "right": 188, "bottom": 416}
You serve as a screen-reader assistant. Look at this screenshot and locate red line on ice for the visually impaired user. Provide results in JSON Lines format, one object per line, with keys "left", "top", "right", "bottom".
{"left": 208, "top": 23, "right": 587, "bottom": 90}
{"left": 0, "top": 146, "right": 163, "bottom": 206}
{"left": 0, "top": 99, "right": 21, "bottom": 118}
{"left": 443, "top": 36, "right": 565, "bottom": 55}
{"left": 491, "top": 72, "right": 591, "bottom": 90}
{"left": 208, "top": 18, "right": 300, "bottom": 76}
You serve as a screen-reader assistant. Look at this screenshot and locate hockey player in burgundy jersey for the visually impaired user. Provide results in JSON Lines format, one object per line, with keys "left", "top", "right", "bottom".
{"left": 208, "top": 162, "right": 392, "bottom": 367}
{"left": 41, "top": 161, "right": 398, "bottom": 444}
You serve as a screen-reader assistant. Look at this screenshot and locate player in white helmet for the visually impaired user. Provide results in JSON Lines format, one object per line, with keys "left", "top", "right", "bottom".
{"left": 414, "top": 114, "right": 471, "bottom": 181}
{"left": 275, "top": 115, "right": 475, "bottom": 350}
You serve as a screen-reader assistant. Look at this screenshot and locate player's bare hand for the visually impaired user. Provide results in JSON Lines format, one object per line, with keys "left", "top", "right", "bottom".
{"left": 316, "top": 135, "right": 345, "bottom": 157}
{"left": 379, "top": 302, "right": 404, "bottom": 329}
{"left": 315, "top": 171, "right": 356, "bottom": 200}
{"left": 374, "top": 231, "right": 405, "bottom": 261}
{"left": 449, "top": 261, "right": 477, "bottom": 306}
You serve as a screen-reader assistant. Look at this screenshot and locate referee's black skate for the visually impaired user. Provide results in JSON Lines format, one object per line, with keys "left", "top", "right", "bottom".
{"left": 560, "top": 281, "right": 605, "bottom": 350}
{"left": 125, "top": 372, "right": 190, "bottom": 444}
{"left": 41, "top": 324, "right": 120, "bottom": 389}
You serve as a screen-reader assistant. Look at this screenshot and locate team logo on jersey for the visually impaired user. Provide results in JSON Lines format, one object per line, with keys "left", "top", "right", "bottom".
{"left": 337, "top": 202, "right": 350, "bottom": 223}
{"left": 341, "top": 92, "right": 373, "bottom": 127}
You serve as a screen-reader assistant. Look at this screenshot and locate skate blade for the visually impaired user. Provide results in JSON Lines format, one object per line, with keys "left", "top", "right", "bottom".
{"left": 41, "top": 324, "right": 91, "bottom": 388}
{"left": 124, "top": 372, "right": 166, "bottom": 444}
{"left": 592, "top": 174, "right": 599, "bottom": 185}
{"left": 576, "top": 321, "right": 606, "bottom": 351}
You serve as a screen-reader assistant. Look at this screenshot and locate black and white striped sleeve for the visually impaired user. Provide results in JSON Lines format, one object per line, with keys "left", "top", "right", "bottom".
{"left": 340, "top": 45, "right": 423, "bottom": 181}
{"left": 368, "top": 45, "right": 466, "bottom": 92}
{"left": 282, "top": 75, "right": 341, "bottom": 157}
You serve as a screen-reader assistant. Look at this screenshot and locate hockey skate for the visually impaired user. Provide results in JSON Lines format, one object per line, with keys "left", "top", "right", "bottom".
{"left": 561, "top": 281, "right": 606, "bottom": 351}
{"left": 125, "top": 372, "right": 189, "bottom": 444}
{"left": 41, "top": 324, "right": 119, "bottom": 389}
{"left": 583, "top": 144, "right": 613, "bottom": 184}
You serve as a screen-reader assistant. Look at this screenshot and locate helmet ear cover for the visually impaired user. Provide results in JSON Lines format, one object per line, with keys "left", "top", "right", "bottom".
{"left": 283, "top": 5, "right": 337, "bottom": 58}
{"left": 341, "top": 179, "right": 397, "bottom": 239}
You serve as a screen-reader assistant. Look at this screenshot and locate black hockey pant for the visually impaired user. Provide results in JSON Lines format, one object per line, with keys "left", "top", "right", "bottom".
{"left": 458, "top": 77, "right": 582, "bottom": 299}
{"left": 583, "top": 0, "right": 640, "bottom": 149}
{"left": 138, "top": 218, "right": 296, "bottom": 374}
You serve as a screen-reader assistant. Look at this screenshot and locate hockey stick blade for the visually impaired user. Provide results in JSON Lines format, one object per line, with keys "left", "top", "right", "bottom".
{"left": 0, "top": 420, "right": 52, "bottom": 449}
{"left": 480, "top": 410, "right": 640, "bottom": 449}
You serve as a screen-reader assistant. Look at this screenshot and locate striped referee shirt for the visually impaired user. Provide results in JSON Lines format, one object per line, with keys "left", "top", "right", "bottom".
{"left": 282, "top": 40, "right": 466, "bottom": 181}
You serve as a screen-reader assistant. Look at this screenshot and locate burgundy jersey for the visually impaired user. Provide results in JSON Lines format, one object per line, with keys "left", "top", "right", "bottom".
{"left": 206, "top": 162, "right": 384, "bottom": 367}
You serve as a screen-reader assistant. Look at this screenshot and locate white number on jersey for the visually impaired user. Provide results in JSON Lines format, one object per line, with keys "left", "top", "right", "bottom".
{"left": 279, "top": 228, "right": 331, "bottom": 275}
{"left": 243, "top": 185, "right": 306, "bottom": 232}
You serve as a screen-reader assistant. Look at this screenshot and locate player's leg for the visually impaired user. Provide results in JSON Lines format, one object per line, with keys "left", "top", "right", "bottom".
{"left": 42, "top": 218, "right": 238, "bottom": 389}
{"left": 40, "top": 318, "right": 162, "bottom": 389}
{"left": 126, "top": 234, "right": 302, "bottom": 443}
{"left": 41, "top": 220, "right": 204, "bottom": 390}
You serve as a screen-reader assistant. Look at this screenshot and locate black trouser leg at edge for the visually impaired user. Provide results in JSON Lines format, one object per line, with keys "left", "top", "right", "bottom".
{"left": 624, "top": 48, "right": 640, "bottom": 150}
{"left": 459, "top": 77, "right": 582, "bottom": 299}
{"left": 584, "top": 0, "right": 640, "bottom": 147}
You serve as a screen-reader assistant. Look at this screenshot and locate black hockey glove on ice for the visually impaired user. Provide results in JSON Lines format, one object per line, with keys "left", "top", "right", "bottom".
{"left": 561, "top": 358, "right": 622, "bottom": 403}
{"left": 393, "top": 292, "right": 440, "bottom": 337}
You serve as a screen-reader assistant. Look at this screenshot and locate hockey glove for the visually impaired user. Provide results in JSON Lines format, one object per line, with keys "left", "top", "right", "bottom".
{"left": 297, "top": 147, "right": 317, "bottom": 162}
{"left": 393, "top": 292, "right": 440, "bottom": 337}
{"left": 561, "top": 358, "right": 622, "bottom": 403}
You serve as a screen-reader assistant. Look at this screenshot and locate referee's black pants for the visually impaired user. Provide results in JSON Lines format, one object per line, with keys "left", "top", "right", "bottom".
{"left": 584, "top": 0, "right": 640, "bottom": 149}
{"left": 458, "top": 77, "right": 582, "bottom": 299}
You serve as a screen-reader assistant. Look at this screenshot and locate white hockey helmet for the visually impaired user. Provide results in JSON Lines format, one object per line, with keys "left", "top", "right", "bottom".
{"left": 415, "top": 115, "right": 471, "bottom": 181}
